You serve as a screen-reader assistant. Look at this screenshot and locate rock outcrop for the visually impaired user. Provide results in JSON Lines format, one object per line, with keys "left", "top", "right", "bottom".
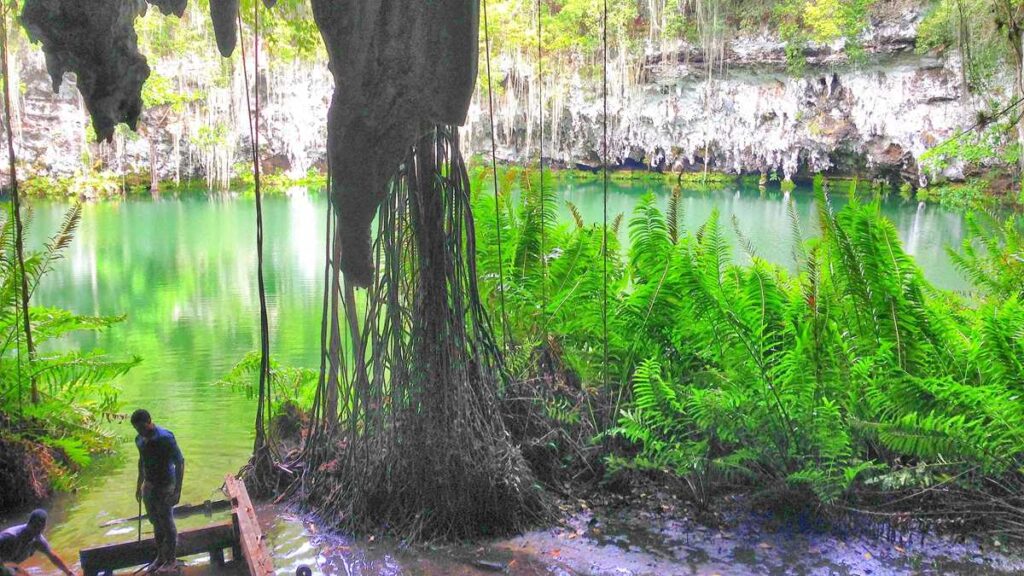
{"left": 20, "top": 0, "right": 188, "bottom": 142}
{"left": 0, "top": 4, "right": 988, "bottom": 188}
{"left": 465, "top": 10, "right": 981, "bottom": 185}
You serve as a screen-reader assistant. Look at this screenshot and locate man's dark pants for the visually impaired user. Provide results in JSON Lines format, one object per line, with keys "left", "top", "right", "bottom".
{"left": 142, "top": 482, "right": 177, "bottom": 564}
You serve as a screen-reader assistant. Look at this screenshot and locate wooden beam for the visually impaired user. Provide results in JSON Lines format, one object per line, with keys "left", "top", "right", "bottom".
{"left": 79, "top": 522, "right": 236, "bottom": 576}
{"left": 224, "top": 475, "right": 275, "bottom": 576}
{"left": 98, "top": 499, "right": 232, "bottom": 528}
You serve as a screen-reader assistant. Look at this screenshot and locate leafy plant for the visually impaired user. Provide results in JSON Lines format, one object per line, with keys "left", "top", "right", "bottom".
{"left": 471, "top": 175, "right": 1024, "bottom": 508}
{"left": 217, "top": 350, "right": 318, "bottom": 419}
{"left": 1, "top": 203, "right": 139, "bottom": 490}
{"left": 947, "top": 211, "right": 1024, "bottom": 299}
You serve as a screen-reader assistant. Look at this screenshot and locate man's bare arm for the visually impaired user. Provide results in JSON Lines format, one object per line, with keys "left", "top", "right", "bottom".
{"left": 172, "top": 459, "right": 185, "bottom": 505}
{"left": 2, "top": 562, "right": 28, "bottom": 576}
{"left": 171, "top": 435, "right": 185, "bottom": 505}
{"left": 43, "top": 549, "right": 75, "bottom": 576}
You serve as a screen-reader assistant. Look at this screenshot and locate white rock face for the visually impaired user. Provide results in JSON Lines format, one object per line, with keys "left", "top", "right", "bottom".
{"left": 0, "top": 8, "right": 992, "bottom": 188}
{"left": 465, "top": 16, "right": 987, "bottom": 184}
{"left": 1, "top": 42, "right": 333, "bottom": 189}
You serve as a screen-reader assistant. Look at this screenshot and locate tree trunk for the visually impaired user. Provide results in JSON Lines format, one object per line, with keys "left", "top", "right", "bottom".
{"left": 956, "top": 0, "right": 971, "bottom": 104}
{"left": 1013, "top": 30, "right": 1024, "bottom": 176}
{"left": 999, "top": 2, "right": 1024, "bottom": 176}
{"left": 305, "top": 126, "right": 547, "bottom": 540}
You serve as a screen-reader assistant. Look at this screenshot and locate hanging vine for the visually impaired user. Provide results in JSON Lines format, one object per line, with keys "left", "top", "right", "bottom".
{"left": 235, "top": 0, "right": 279, "bottom": 496}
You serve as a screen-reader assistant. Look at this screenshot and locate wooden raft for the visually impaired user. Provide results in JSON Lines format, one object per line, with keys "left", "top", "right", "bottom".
{"left": 79, "top": 477, "right": 274, "bottom": 576}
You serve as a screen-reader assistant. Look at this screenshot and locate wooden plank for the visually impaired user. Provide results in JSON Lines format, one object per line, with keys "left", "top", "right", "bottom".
{"left": 79, "top": 522, "right": 236, "bottom": 576}
{"left": 224, "top": 475, "right": 275, "bottom": 576}
{"left": 99, "top": 499, "right": 232, "bottom": 527}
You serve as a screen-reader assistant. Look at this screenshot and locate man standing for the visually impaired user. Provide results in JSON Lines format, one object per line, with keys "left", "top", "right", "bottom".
{"left": 0, "top": 509, "right": 74, "bottom": 576}
{"left": 131, "top": 409, "right": 185, "bottom": 573}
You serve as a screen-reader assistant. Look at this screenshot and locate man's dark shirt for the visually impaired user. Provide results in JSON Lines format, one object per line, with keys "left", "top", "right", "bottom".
{"left": 136, "top": 426, "right": 184, "bottom": 487}
{"left": 0, "top": 524, "right": 50, "bottom": 564}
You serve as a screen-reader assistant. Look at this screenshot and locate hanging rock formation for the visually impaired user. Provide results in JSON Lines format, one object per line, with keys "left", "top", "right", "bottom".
{"left": 18, "top": 0, "right": 274, "bottom": 145}
{"left": 20, "top": 0, "right": 185, "bottom": 142}
{"left": 311, "top": 0, "right": 479, "bottom": 287}
{"left": 209, "top": 0, "right": 240, "bottom": 58}
{"left": 18, "top": 0, "right": 479, "bottom": 287}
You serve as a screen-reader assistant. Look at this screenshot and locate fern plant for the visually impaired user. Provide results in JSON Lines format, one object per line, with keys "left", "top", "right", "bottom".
{"left": 947, "top": 211, "right": 1024, "bottom": 300}
{"left": 469, "top": 170, "right": 1024, "bottom": 510}
{"left": 217, "top": 350, "right": 319, "bottom": 417}
{"left": 470, "top": 165, "right": 628, "bottom": 385}
{"left": 1, "top": 204, "right": 138, "bottom": 484}
{"left": 606, "top": 194, "right": 1024, "bottom": 505}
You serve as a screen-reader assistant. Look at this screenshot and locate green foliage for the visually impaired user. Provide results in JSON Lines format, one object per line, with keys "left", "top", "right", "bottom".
{"left": 190, "top": 123, "right": 230, "bottom": 150}
{"left": 774, "top": 0, "right": 874, "bottom": 71}
{"left": 483, "top": 0, "right": 639, "bottom": 65}
{"left": 920, "top": 105, "right": 1020, "bottom": 181}
{"left": 916, "top": 0, "right": 1007, "bottom": 91}
{"left": 142, "top": 72, "right": 200, "bottom": 112}
{"left": 239, "top": 0, "right": 325, "bottom": 62}
{"left": 217, "top": 350, "right": 318, "bottom": 418}
{"left": 922, "top": 179, "right": 991, "bottom": 210}
{"left": 136, "top": 4, "right": 209, "bottom": 60}
{"left": 137, "top": 0, "right": 323, "bottom": 62}
{"left": 470, "top": 165, "right": 626, "bottom": 383}
{"left": 947, "top": 211, "right": 1024, "bottom": 299}
{"left": 1, "top": 204, "right": 139, "bottom": 488}
{"left": 915, "top": 0, "right": 1024, "bottom": 179}
{"left": 44, "top": 436, "right": 93, "bottom": 469}
{"left": 805, "top": 0, "right": 873, "bottom": 46}
{"left": 471, "top": 171, "right": 1024, "bottom": 506}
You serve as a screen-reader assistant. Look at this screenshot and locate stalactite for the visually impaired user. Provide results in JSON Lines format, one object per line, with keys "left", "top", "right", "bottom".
{"left": 21, "top": 0, "right": 184, "bottom": 142}
{"left": 209, "top": 0, "right": 240, "bottom": 58}
{"left": 312, "top": 0, "right": 480, "bottom": 287}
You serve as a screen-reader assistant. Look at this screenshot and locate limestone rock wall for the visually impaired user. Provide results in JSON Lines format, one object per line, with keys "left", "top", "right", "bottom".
{"left": 464, "top": 10, "right": 983, "bottom": 184}
{"left": 0, "top": 6, "right": 987, "bottom": 190}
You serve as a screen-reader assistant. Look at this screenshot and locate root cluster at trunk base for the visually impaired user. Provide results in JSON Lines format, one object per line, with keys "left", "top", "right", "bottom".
{"left": 251, "top": 126, "right": 547, "bottom": 541}
{"left": 263, "top": 0, "right": 548, "bottom": 540}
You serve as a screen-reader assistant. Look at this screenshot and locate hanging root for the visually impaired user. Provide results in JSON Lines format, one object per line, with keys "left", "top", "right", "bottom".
{"left": 297, "top": 125, "right": 550, "bottom": 541}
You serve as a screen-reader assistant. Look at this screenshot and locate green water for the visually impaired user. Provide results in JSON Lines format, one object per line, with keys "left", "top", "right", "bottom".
{"left": 8, "top": 181, "right": 971, "bottom": 572}
{"left": 557, "top": 179, "right": 969, "bottom": 291}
